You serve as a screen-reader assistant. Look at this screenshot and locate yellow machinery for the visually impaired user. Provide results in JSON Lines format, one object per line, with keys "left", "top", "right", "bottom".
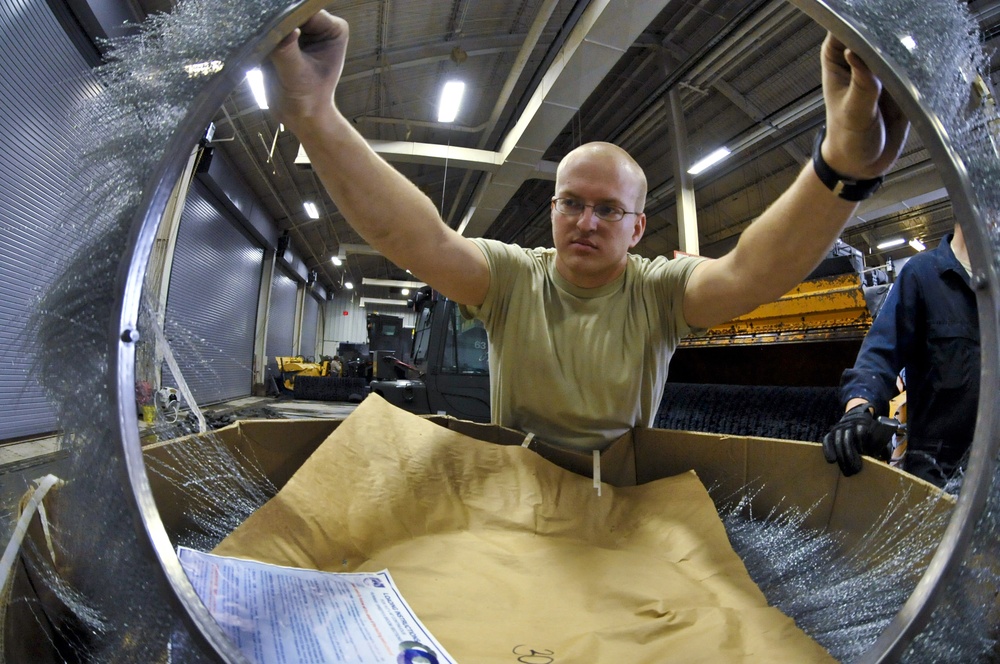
{"left": 275, "top": 356, "right": 331, "bottom": 392}
{"left": 670, "top": 269, "right": 882, "bottom": 389}
{"left": 683, "top": 271, "right": 874, "bottom": 347}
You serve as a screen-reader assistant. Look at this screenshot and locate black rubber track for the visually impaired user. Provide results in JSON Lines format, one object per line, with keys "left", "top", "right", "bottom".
{"left": 654, "top": 383, "right": 842, "bottom": 443}
{"left": 293, "top": 376, "right": 368, "bottom": 402}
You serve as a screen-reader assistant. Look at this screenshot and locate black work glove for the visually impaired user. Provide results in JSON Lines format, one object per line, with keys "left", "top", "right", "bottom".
{"left": 822, "top": 402, "right": 891, "bottom": 477}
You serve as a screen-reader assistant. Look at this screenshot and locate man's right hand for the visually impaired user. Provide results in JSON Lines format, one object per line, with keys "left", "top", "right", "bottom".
{"left": 823, "top": 402, "right": 886, "bottom": 476}
{"left": 266, "top": 11, "right": 349, "bottom": 132}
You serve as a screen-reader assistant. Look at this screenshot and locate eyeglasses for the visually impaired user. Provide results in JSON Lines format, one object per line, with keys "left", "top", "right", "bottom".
{"left": 551, "top": 197, "right": 639, "bottom": 223}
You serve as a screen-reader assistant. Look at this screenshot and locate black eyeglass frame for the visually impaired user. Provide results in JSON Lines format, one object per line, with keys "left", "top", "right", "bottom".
{"left": 551, "top": 197, "right": 640, "bottom": 223}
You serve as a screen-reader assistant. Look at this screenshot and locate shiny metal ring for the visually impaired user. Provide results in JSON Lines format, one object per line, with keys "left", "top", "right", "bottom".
{"left": 114, "top": 0, "right": 1000, "bottom": 661}
{"left": 114, "top": 1, "right": 329, "bottom": 660}
{"left": 786, "top": 4, "right": 1000, "bottom": 661}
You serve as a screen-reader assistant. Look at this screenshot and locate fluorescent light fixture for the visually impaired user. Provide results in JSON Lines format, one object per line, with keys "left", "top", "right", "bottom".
{"left": 246, "top": 68, "right": 268, "bottom": 109}
{"left": 331, "top": 256, "right": 343, "bottom": 266}
{"left": 401, "top": 288, "right": 410, "bottom": 296}
{"left": 877, "top": 237, "right": 906, "bottom": 250}
{"left": 361, "top": 278, "right": 426, "bottom": 289}
{"left": 900, "top": 35, "right": 917, "bottom": 51}
{"left": 360, "top": 297, "right": 411, "bottom": 307}
{"left": 688, "top": 147, "right": 731, "bottom": 175}
{"left": 344, "top": 281, "right": 354, "bottom": 290}
{"left": 303, "top": 201, "right": 320, "bottom": 219}
{"left": 909, "top": 238, "right": 926, "bottom": 252}
{"left": 437, "top": 81, "right": 466, "bottom": 123}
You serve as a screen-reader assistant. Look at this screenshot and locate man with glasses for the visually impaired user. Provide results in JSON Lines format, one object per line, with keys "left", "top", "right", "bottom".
{"left": 267, "top": 11, "right": 908, "bottom": 451}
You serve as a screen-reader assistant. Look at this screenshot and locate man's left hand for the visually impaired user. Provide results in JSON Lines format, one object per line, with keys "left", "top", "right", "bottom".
{"left": 820, "top": 33, "right": 910, "bottom": 181}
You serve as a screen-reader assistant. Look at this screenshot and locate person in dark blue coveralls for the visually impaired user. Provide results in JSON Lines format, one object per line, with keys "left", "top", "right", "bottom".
{"left": 823, "top": 224, "right": 980, "bottom": 487}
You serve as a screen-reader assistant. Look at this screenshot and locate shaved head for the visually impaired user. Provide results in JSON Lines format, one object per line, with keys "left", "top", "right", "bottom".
{"left": 556, "top": 142, "right": 648, "bottom": 212}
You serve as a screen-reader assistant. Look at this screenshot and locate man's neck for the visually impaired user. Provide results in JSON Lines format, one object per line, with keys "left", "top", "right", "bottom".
{"left": 950, "top": 232, "right": 970, "bottom": 267}
{"left": 554, "top": 256, "right": 627, "bottom": 289}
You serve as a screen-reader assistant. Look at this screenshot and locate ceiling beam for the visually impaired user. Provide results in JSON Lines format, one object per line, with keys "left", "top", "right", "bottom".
{"left": 295, "top": 140, "right": 558, "bottom": 179}
{"left": 848, "top": 166, "right": 947, "bottom": 228}
{"left": 457, "top": 0, "right": 682, "bottom": 237}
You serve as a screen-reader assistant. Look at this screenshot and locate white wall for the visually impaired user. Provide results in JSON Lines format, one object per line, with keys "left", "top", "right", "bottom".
{"left": 322, "top": 292, "right": 417, "bottom": 356}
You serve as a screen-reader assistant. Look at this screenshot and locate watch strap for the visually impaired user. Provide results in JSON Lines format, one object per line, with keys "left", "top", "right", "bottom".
{"left": 812, "top": 127, "right": 884, "bottom": 202}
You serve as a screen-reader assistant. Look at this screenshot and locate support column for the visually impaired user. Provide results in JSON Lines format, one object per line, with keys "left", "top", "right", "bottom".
{"left": 669, "top": 88, "right": 700, "bottom": 256}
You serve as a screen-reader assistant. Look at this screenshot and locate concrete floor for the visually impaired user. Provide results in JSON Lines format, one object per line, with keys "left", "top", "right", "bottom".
{"left": 234, "top": 396, "right": 359, "bottom": 420}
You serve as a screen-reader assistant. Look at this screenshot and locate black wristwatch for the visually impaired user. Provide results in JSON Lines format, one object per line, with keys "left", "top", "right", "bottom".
{"left": 811, "top": 127, "right": 884, "bottom": 202}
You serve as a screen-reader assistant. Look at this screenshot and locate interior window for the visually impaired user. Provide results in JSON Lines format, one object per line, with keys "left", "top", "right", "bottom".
{"left": 441, "top": 304, "right": 489, "bottom": 375}
{"left": 411, "top": 306, "right": 433, "bottom": 367}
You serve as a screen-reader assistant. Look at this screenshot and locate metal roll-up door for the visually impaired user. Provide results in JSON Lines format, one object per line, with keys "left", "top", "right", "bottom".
{"left": 300, "top": 293, "right": 321, "bottom": 360}
{"left": 265, "top": 269, "right": 298, "bottom": 383}
{"left": 163, "top": 181, "right": 263, "bottom": 404}
{"left": 0, "top": 0, "right": 102, "bottom": 440}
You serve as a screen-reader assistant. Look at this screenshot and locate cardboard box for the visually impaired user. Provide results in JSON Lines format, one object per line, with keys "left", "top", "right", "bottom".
{"left": 6, "top": 407, "right": 954, "bottom": 662}
{"left": 147, "top": 414, "right": 950, "bottom": 551}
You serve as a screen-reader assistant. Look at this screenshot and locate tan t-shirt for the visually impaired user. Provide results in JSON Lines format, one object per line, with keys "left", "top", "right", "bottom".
{"left": 463, "top": 239, "right": 705, "bottom": 451}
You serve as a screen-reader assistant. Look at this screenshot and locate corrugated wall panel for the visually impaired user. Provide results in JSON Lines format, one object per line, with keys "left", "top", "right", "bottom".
{"left": 319, "top": 294, "right": 417, "bottom": 356}
{"left": 323, "top": 294, "right": 369, "bottom": 352}
{"left": 0, "top": 0, "right": 102, "bottom": 440}
{"left": 163, "top": 182, "right": 262, "bottom": 404}
{"left": 265, "top": 268, "right": 298, "bottom": 379}
{"left": 300, "top": 293, "right": 320, "bottom": 359}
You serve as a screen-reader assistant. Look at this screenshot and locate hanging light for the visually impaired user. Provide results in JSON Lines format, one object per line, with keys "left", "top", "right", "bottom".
{"left": 303, "top": 202, "right": 320, "bottom": 219}
{"left": 688, "top": 147, "right": 731, "bottom": 175}
{"left": 437, "top": 81, "right": 466, "bottom": 123}
{"left": 908, "top": 238, "right": 926, "bottom": 252}
{"left": 877, "top": 237, "right": 906, "bottom": 250}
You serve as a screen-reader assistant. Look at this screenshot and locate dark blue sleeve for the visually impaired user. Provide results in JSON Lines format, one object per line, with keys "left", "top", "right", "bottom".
{"left": 838, "top": 268, "right": 919, "bottom": 415}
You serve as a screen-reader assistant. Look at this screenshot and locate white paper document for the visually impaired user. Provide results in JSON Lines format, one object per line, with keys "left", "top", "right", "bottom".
{"left": 177, "top": 547, "right": 457, "bottom": 664}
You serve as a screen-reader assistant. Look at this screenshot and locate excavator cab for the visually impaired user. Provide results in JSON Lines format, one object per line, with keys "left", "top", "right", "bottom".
{"left": 370, "top": 288, "right": 490, "bottom": 422}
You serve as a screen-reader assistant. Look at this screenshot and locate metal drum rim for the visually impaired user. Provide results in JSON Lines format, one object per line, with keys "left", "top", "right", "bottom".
{"left": 115, "top": 1, "right": 1000, "bottom": 661}
{"left": 113, "top": 1, "right": 329, "bottom": 661}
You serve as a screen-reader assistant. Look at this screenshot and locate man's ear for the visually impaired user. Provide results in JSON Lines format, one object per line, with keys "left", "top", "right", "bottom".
{"left": 629, "top": 213, "right": 646, "bottom": 247}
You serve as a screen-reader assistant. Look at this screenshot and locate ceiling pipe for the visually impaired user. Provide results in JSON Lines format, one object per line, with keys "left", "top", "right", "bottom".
{"left": 605, "top": 0, "right": 774, "bottom": 146}
{"left": 612, "top": 0, "right": 790, "bottom": 154}
{"left": 687, "top": 2, "right": 799, "bottom": 88}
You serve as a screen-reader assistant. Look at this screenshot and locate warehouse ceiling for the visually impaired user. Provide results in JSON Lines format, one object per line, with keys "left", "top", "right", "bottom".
{"left": 135, "top": 0, "right": 1000, "bottom": 299}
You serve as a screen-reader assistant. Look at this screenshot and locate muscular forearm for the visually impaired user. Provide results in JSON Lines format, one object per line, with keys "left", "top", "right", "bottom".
{"left": 267, "top": 12, "right": 490, "bottom": 305}
{"left": 729, "top": 161, "right": 857, "bottom": 301}
{"left": 685, "top": 160, "right": 858, "bottom": 328}
{"left": 296, "top": 111, "right": 447, "bottom": 267}
{"left": 298, "top": 113, "right": 489, "bottom": 304}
